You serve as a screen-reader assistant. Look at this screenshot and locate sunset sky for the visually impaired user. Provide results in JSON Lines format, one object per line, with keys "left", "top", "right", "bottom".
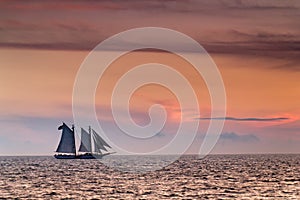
{"left": 0, "top": 0, "right": 299, "bottom": 155}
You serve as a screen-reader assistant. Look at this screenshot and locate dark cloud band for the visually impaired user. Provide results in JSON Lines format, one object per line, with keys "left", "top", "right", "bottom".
{"left": 197, "top": 117, "right": 289, "bottom": 121}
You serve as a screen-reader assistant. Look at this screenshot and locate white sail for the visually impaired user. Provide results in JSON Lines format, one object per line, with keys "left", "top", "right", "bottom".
{"left": 92, "top": 129, "right": 111, "bottom": 153}
{"left": 56, "top": 123, "right": 76, "bottom": 153}
{"left": 78, "top": 128, "right": 91, "bottom": 152}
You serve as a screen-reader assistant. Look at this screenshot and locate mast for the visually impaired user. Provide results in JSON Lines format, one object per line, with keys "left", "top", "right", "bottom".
{"left": 89, "top": 126, "right": 93, "bottom": 154}
{"left": 72, "top": 124, "right": 76, "bottom": 156}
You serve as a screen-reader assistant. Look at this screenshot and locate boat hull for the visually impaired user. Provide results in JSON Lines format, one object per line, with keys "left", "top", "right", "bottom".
{"left": 54, "top": 153, "right": 112, "bottom": 159}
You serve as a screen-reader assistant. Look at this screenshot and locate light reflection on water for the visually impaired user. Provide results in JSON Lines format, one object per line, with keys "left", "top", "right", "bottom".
{"left": 0, "top": 154, "right": 299, "bottom": 199}
{"left": 101, "top": 155, "right": 180, "bottom": 172}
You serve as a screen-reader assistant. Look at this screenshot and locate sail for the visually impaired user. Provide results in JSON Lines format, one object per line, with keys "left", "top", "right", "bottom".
{"left": 92, "top": 129, "right": 111, "bottom": 153}
{"left": 78, "top": 128, "right": 91, "bottom": 152}
{"left": 56, "top": 123, "right": 76, "bottom": 153}
{"left": 92, "top": 129, "right": 111, "bottom": 148}
{"left": 93, "top": 139, "right": 106, "bottom": 153}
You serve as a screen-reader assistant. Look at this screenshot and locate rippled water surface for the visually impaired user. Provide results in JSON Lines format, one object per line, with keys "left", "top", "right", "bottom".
{"left": 0, "top": 154, "right": 299, "bottom": 199}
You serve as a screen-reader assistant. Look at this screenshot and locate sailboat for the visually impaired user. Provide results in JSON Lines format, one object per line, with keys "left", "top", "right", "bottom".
{"left": 54, "top": 123, "right": 114, "bottom": 159}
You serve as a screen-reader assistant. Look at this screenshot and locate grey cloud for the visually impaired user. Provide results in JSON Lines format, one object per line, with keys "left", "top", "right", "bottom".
{"left": 0, "top": 0, "right": 299, "bottom": 70}
{"left": 198, "top": 117, "right": 289, "bottom": 122}
{"left": 1, "top": 0, "right": 299, "bottom": 11}
{"left": 202, "top": 30, "right": 300, "bottom": 65}
{"left": 220, "top": 132, "right": 259, "bottom": 142}
{"left": 223, "top": 0, "right": 299, "bottom": 10}
{"left": 155, "top": 132, "right": 165, "bottom": 137}
{"left": 0, "top": 42, "right": 95, "bottom": 51}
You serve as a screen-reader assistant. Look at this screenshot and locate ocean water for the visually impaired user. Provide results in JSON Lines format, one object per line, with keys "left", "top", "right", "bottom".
{"left": 0, "top": 154, "right": 299, "bottom": 199}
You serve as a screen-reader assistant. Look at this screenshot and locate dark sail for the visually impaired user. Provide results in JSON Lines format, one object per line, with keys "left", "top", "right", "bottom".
{"left": 56, "top": 123, "right": 76, "bottom": 153}
{"left": 78, "top": 128, "right": 91, "bottom": 152}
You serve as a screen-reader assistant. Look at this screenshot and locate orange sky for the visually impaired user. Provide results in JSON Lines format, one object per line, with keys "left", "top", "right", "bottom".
{"left": 1, "top": 48, "right": 299, "bottom": 154}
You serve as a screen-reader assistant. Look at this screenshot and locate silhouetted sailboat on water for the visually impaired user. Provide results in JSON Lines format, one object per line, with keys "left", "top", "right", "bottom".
{"left": 54, "top": 123, "right": 114, "bottom": 159}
